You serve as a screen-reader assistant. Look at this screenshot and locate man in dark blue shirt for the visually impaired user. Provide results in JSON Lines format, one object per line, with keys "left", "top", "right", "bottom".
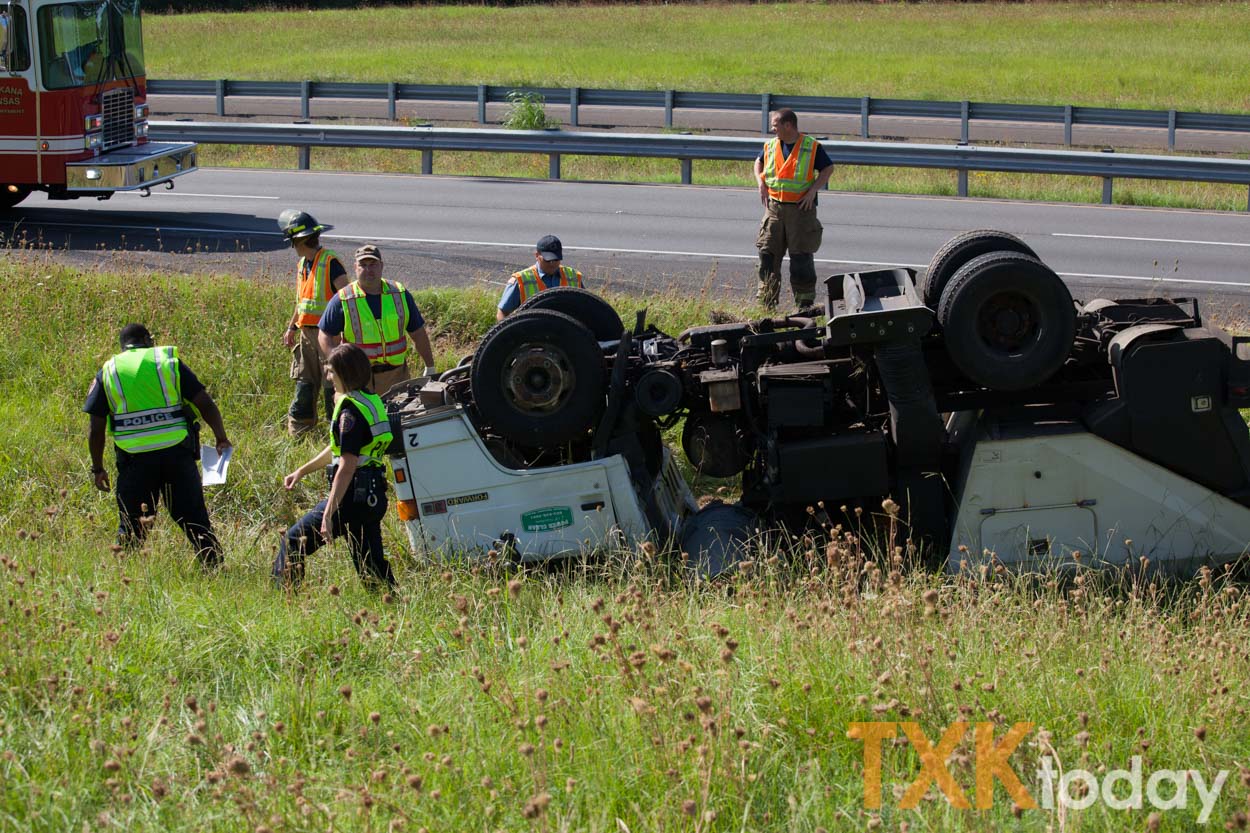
{"left": 496, "top": 235, "right": 586, "bottom": 320}
{"left": 318, "top": 244, "right": 436, "bottom": 396}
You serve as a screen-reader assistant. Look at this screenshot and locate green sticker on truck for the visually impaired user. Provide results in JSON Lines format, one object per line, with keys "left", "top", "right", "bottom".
{"left": 521, "top": 506, "right": 574, "bottom": 532}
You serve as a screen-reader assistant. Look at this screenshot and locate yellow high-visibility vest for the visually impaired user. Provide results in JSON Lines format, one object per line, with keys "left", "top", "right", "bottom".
{"left": 339, "top": 280, "right": 410, "bottom": 366}
{"left": 100, "top": 346, "right": 189, "bottom": 453}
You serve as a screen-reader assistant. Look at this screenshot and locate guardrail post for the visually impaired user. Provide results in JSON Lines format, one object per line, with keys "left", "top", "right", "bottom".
{"left": 1063, "top": 105, "right": 1073, "bottom": 146}
{"left": 421, "top": 149, "right": 432, "bottom": 175}
{"left": 761, "top": 93, "right": 771, "bottom": 134}
{"left": 664, "top": 90, "right": 674, "bottom": 129}
{"left": 549, "top": 153, "right": 561, "bottom": 180}
{"left": 1101, "top": 147, "right": 1114, "bottom": 204}
{"left": 477, "top": 85, "right": 487, "bottom": 125}
{"left": 298, "top": 146, "right": 310, "bottom": 170}
{"left": 860, "top": 96, "right": 870, "bottom": 139}
{"left": 1168, "top": 109, "right": 1177, "bottom": 151}
{"left": 680, "top": 159, "right": 692, "bottom": 185}
{"left": 216, "top": 79, "right": 226, "bottom": 117}
{"left": 387, "top": 82, "right": 397, "bottom": 121}
{"left": 960, "top": 101, "right": 970, "bottom": 143}
{"left": 570, "top": 87, "right": 579, "bottom": 128}
{"left": 300, "top": 80, "right": 310, "bottom": 120}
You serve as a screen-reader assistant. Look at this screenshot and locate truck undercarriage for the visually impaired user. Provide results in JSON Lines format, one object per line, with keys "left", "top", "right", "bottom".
{"left": 387, "top": 230, "right": 1250, "bottom": 577}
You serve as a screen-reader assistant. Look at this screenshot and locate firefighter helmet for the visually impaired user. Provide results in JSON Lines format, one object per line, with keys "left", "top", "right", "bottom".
{"left": 278, "top": 209, "right": 331, "bottom": 245}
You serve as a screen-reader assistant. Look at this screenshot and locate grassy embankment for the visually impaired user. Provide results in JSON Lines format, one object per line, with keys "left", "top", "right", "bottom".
{"left": 144, "top": 3, "right": 1250, "bottom": 210}
{"left": 1, "top": 257, "right": 1249, "bottom": 831}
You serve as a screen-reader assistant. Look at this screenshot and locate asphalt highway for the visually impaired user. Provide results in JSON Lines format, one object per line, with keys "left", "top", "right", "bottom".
{"left": 5, "top": 168, "right": 1250, "bottom": 316}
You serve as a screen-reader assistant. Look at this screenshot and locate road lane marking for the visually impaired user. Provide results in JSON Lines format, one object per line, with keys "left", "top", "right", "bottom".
{"left": 1053, "top": 232, "right": 1250, "bottom": 248}
{"left": 1058, "top": 271, "right": 1250, "bottom": 288}
{"left": 7, "top": 221, "right": 1247, "bottom": 289}
{"left": 114, "top": 191, "right": 282, "bottom": 200}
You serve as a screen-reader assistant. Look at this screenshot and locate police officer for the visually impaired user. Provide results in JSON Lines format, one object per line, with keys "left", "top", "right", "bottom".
{"left": 753, "top": 109, "right": 835, "bottom": 310}
{"left": 276, "top": 342, "right": 395, "bottom": 589}
{"left": 496, "top": 234, "right": 585, "bottom": 320}
{"left": 318, "top": 244, "right": 436, "bottom": 397}
{"left": 84, "top": 324, "right": 232, "bottom": 568}
{"left": 279, "top": 209, "right": 349, "bottom": 435}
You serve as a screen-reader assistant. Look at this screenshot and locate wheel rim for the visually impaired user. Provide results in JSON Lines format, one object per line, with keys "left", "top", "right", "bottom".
{"left": 502, "top": 343, "right": 576, "bottom": 413}
{"left": 976, "top": 290, "right": 1038, "bottom": 353}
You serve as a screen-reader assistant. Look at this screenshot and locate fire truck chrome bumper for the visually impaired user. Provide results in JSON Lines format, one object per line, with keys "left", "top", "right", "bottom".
{"left": 65, "top": 143, "right": 198, "bottom": 191}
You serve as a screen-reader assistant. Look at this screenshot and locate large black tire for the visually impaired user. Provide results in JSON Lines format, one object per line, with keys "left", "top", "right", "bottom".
{"left": 0, "top": 186, "right": 31, "bottom": 210}
{"left": 920, "top": 229, "right": 1038, "bottom": 312}
{"left": 680, "top": 501, "right": 759, "bottom": 580}
{"left": 937, "top": 251, "right": 1075, "bottom": 392}
{"left": 517, "top": 287, "right": 624, "bottom": 342}
{"left": 470, "top": 309, "right": 605, "bottom": 447}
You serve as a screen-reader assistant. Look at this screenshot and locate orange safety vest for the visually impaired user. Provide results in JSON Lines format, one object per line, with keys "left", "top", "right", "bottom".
{"left": 338, "top": 279, "right": 410, "bottom": 366}
{"left": 761, "top": 134, "right": 818, "bottom": 203}
{"left": 512, "top": 265, "right": 584, "bottom": 304}
{"left": 294, "top": 248, "right": 341, "bottom": 327}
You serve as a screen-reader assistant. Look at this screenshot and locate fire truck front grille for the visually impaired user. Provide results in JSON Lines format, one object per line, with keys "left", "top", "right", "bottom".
{"left": 101, "top": 88, "right": 135, "bottom": 151}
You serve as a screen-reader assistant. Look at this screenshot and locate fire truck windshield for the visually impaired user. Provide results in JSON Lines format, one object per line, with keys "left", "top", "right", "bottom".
{"left": 37, "top": 0, "right": 143, "bottom": 90}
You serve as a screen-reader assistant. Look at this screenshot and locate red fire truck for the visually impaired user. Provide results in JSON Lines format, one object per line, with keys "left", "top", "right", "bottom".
{"left": 0, "top": 0, "right": 195, "bottom": 209}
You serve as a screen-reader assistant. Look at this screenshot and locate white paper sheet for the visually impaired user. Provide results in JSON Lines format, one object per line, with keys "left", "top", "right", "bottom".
{"left": 201, "top": 445, "right": 233, "bottom": 486}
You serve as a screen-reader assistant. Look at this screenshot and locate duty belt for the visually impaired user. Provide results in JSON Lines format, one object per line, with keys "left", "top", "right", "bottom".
{"left": 371, "top": 362, "right": 406, "bottom": 374}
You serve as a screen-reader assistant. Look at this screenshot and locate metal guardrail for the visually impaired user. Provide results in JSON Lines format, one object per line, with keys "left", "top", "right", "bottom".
{"left": 148, "top": 79, "right": 1250, "bottom": 151}
{"left": 150, "top": 121, "right": 1250, "bottom": 210}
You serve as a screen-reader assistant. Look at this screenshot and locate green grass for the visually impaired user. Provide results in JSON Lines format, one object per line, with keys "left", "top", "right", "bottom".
{"left": 146, "top": 3, "right": 1250, "bottom": 113}
{"left": 3, "top": 258, "right": 1250, "bottom": 831}
{"left": 151, "top": 3, "right": 1250, "bottom": 211}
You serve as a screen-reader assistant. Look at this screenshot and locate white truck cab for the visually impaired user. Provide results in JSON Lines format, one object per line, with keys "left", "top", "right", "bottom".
{"left": 387, "top": 401, "right": 696, "bottom": 563}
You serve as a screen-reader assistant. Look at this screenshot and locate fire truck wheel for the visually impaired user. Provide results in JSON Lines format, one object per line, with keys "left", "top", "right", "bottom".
{"left": 471, "top": 309, "right": 605, "bottom": 447}
{"left": 517, "top": 287, "right": 624, "bottom": 342}
{"left": 937, "top": 251, "right": 1076, "bottom": 392}
{"left": 0, "top": 186, "right": 31, "bottom": 210}
{"left": 920, "top": 229, "right": 1038, "bottom": 312}
{"left": 680, "top": 501, "right": 759, "bottom": 580}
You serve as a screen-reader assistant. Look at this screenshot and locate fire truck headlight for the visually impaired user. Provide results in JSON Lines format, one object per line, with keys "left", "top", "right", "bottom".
{"left": 84, "top": 133, "right": 103, "bottom": 150}
{"left": 134, "top": 104, "right": 149, "bottom": 121}
{"left": 134, "top": 121, "right": 149, "bottom": 139}
{"left": 84, "top": 114, "right": 103, "bottom": 132}
{"left": 85, "top": 169, "right": 102, "bottom": 181}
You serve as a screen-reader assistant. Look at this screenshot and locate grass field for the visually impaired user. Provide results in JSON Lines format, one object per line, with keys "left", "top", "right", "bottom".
{"left": 146, "top": 3, "right": 1250, "bottom": 113}
{"left": 2, "top": 256, "right": 1250, "bottom": 831}
{"left": 145, "top": 2, "right": 1250, "bottom": 211}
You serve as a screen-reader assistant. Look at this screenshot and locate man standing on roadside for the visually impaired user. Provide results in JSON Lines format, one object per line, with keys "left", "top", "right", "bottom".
{"left": 753, "top": 109, "right": 835, "bottom": 310}
{"left": 84, "top": 323, "right": 232, "bottom": 568}
{"left": 496, "top": 234, "right": 584, "bottom": 320}
{"left": 318, "top": 244, "right": 436, "bottom": 396}
{"left": 278, "top": 209, "right": 349, "bottom": 435}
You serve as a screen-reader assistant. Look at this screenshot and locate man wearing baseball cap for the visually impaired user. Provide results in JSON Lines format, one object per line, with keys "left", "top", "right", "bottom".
{"left": 496, "top": 234, "right": 585, "bottom": 320}
{"left": 318, "top": 244, "right": 436, "bottom": 396}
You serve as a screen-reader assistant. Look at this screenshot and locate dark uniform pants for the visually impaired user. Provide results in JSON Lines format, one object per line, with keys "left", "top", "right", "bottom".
{"left": 116, "top": 445, "right": 221, "bottom": 567}
{"left": 275, "top": 468, "right": 393, "bottom": 589}
{"left": 756, "top": 199, "right": 823, "bottom": 309}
